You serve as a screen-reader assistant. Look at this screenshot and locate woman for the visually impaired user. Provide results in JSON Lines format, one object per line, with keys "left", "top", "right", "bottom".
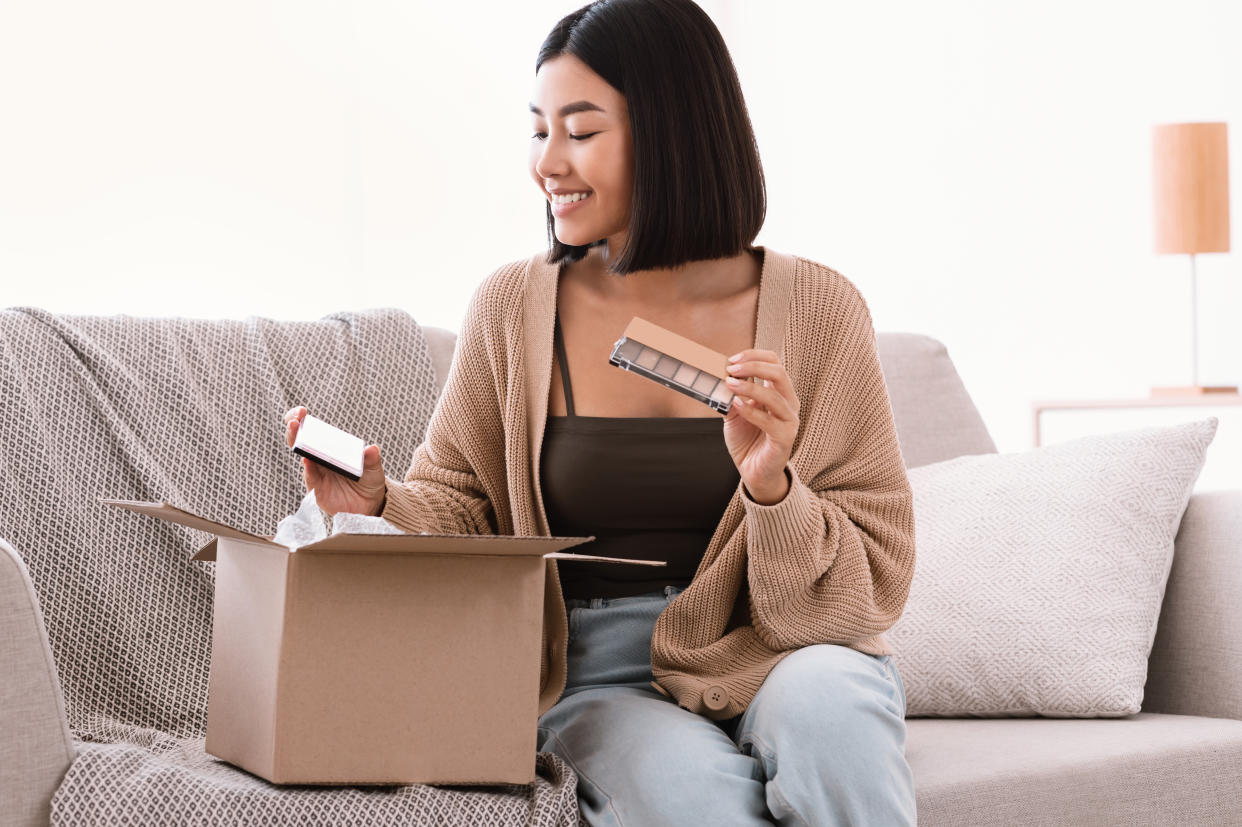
{"left": 285, "top": 1, "right": 917, "bottom": 823}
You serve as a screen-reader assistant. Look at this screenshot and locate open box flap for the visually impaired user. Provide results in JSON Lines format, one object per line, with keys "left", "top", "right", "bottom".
{"left": 197, "top": 533, "right": 663, "bottom": 565}
{"left": 194, "top": 538, "right": 218, "bottom": 561}
{"left": 100, "top": 498, "right": 666, "bottom": 566}
{"left": 293, "top": 531, "right": 601, "bottom": 557}
{"left": 545, "top": 552, "right": 666, "bottom": 566}
{"left": 622, "top": 316, "right": 732, "bottom": 381}
{"left": 98, "top": 498, "right": 281, "bottom": 550}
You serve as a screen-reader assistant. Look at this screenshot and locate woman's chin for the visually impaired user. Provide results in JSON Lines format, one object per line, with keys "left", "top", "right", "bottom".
{"left": 554, "top": 230, "right": 596, "bottom": 248}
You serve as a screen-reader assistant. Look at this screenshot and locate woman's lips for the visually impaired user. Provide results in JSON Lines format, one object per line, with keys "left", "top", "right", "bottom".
{"left": 550, "top": 192, "right": 592, "bottom": 217}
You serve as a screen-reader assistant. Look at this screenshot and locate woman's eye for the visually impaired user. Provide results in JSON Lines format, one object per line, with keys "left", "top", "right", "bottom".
{"left": 530, "top": 132, "right": 598, "bottom": 141}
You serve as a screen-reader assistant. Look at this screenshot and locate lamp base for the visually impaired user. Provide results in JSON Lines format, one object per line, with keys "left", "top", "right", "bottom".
{"left": 1150, "top": 385, "right": 1239, "bottom": 398}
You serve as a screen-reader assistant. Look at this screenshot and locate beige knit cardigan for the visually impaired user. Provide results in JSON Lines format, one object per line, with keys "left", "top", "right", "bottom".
{"left": 379, "top": 245, "right": 916, "bottom": 721}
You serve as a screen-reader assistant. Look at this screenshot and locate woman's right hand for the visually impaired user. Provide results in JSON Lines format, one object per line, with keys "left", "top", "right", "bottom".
{"left": 283, "top": 406, "right": 388, "bottom": 517}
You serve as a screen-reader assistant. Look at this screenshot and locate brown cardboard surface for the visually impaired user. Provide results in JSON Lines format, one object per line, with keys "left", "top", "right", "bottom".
{"left": 293, "top": 531, "right": 600, "bottom": 557}
{"left": 205, "top": 538, "right": 288, "bottom": 779}
{"left": 192, "top": 535, "right": 661, "bottom": 565}
{"left": 101, "top": 496, "right": 662, "bottom": 785}
{"left": 99, "top": 498, "right": 278, "bottom": 546}
{"left": 193, "top": 538, "right": 219, "bottom": 562}
{"left": 272, "top": 550, "right": 544, "bottom": 783}
{"left": 621, "top": 316, "right": 733, "bottom": 381}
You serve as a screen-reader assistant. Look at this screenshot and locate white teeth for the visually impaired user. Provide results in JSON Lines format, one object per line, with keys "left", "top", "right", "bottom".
{"left": 551, "top": 191, "right": 591, "bottom": 205}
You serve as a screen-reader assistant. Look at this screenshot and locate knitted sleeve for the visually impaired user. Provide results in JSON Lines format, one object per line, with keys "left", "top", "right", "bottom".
{"left": 740, "top": 278, "right": 916, "bottom": 651}
{"left": 379, "top": 278, "right": 500, "bottom": 536}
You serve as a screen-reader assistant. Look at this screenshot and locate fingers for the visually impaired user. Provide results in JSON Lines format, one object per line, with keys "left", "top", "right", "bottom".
{"left": 729, "top": 391, "right": 793, "bottom": 438}
{"left": 727, "top": 349, "right": 775, "bottom": 365}
{"left": 724, "top": 357, "right": 798, "bottom": 420}
{"left": 304, "top": 456, "right": 321, "bottom": 488}
{"left": 284, "top": 406, "right": 308, "bottom": 448}
{"left": 726, "top": 358, "right": 793, "bottom": 394}
{"left": 726, "top": 375, "right": 796, "bottom": 422}
{"left": 731, "top": 380, "right": 795, "bottom": 421}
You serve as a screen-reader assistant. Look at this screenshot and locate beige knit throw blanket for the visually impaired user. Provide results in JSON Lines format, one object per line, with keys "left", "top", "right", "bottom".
{"left": 0, "top": 306, "right": 578, "bottom": 826}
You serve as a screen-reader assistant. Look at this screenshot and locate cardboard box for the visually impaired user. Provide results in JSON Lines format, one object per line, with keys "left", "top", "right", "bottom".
{"left": 99, "top": 497, "right": 665, "bottom": 786}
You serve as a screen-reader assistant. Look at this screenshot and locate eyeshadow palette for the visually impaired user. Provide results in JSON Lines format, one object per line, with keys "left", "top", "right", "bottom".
{"left": 607, "top": 316, "right": 744, "bottom": 414}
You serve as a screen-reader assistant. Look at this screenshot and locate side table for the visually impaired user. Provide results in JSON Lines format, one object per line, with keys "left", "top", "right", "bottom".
{"left": 1032, "top": 393, "right": 1242, "bottom": 447}
{"left": 1031, "top": 392, "right": 1242, "bottom": 492}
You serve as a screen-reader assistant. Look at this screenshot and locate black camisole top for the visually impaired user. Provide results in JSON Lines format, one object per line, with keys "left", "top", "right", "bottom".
{"left": 542, "top": 310, "right": 742, "bottom": 601}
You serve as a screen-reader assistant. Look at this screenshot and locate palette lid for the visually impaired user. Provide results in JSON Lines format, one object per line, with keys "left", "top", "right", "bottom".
{"left": 620, "top": 316, "right": 731, "bottom": 380}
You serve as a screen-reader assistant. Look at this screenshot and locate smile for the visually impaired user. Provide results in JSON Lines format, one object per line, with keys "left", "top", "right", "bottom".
{"left": 551, "top": 191, "right": 592, "bottom": 216}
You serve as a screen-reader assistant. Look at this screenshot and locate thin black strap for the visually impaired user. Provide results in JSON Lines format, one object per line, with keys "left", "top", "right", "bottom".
{"left": 553, "top": 312, "right": 576, "bottom": 417}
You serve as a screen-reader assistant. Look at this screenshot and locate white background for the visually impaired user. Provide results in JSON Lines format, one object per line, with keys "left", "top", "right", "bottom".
{"left": 2, "top": 0, "right": 1238, "bottom": 481}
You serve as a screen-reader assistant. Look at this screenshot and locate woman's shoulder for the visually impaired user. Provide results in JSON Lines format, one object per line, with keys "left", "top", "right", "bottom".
{"left": 470, "top": 254, "right": 539, "bottom": 304}
{"left": 780, "top": 249, "right": 873, "bottom": 320}
{"left": 455, "top": 254, "right": 548, "bottom": 332}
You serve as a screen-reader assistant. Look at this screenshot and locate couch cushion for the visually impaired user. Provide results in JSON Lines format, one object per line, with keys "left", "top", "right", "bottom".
{"left": 906, "top": 713, "right": 1242, "bottom": 826}
{"left": 887, "top": 418, "right": 1217, "bottom": 717}
{"left": 421, "top": 325, "right": 458, "bottom": 400}
{"left": 0, "top": 538, "right": 75, "bottom": 827}
{"left": 1145, "top": 489, "right": 1242, "bottom": 721}
{"left": 875, "top": 332, "right": 998, "bottom": 468}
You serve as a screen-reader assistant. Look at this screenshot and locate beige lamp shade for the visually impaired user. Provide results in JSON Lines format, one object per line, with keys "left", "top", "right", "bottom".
{"left": 1152, "top": 122, "right": 1230, "bottom": 254}
{"left": 1149, "top": 121, "right": 1235, "bottom": 398}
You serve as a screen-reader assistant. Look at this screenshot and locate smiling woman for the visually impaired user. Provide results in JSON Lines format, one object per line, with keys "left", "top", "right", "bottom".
{"left": 515, "top": 4, "right": 917, "bottom": 827}
{"left": 527, "top": 65, "right": 632, "bottom": 248}
{"left": 527, "top": 0, "right": 765, "bottom": 277}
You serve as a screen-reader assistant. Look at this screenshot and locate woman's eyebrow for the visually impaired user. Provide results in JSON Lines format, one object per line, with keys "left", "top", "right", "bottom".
{"left": 528, "top": 100, "right": 606, "bottom": 118}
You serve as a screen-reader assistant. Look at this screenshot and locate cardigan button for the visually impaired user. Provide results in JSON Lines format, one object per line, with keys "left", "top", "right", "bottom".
{"left": 703, "top": 685, "right": 730, "bottom": 712}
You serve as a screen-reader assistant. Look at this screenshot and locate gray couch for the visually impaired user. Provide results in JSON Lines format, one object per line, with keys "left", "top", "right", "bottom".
{"left": 4, "top": 316, "right": 1242, "bottom": 825}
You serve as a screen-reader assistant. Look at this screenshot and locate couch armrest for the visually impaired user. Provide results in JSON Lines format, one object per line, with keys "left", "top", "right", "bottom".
{"left": 1, "top": 537, "right": 76, "bottom": 826}
{"left": 1143, "top": 490, "right": 1242, "bottom": 720}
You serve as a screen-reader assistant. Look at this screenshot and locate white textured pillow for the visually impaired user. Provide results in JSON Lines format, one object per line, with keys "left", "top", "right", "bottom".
{"left": 887, "top": 417, "right": 1218, "bottom": 718}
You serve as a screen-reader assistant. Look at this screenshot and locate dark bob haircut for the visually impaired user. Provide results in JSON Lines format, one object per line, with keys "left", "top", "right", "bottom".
{"left": 536, "top": 0, "right": 766, "bottom": 275}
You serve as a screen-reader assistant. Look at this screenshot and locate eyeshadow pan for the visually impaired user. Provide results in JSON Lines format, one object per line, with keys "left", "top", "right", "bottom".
{"left": 652, "top": 355, "right": 679, "bottom": 378}
{"left": 617, "top": 339, "right": 642, "bottom": 361}
{"left": 692, "top": 374, "right": 718, "bottom": 394}
{"left": 635, "top": 347, "right": 660, "bottom": 369}
{"left": 673, "top": 364, "right": 699, "bottom": 385}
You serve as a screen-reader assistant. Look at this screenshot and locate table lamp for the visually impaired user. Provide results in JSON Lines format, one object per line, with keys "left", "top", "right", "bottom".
{"left": 1151, "top": 121, "right": 1234, "bottom": 396}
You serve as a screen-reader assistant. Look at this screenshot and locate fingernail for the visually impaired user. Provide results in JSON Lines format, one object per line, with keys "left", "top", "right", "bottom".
{"left": 728, "top": 353, "right": 743, "bottom": 363}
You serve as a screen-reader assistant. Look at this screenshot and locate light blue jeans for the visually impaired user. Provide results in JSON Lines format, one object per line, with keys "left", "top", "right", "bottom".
{"left": 536, "top": 586, "right": 916, "bottom": 826}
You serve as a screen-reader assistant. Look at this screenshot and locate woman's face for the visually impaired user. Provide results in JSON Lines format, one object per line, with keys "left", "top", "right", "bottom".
{"left": 529, "top": 53, "right": 633, "bottom": 257}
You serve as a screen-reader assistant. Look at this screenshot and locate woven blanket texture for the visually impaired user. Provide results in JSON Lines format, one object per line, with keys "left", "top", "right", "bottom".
{"left": 0, "top": 306, "right": 579, "bottom": 826}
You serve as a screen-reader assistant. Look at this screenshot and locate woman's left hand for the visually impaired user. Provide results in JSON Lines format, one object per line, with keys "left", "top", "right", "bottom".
{"left": 721, "top": 349, "right": 800, "bottom": 505}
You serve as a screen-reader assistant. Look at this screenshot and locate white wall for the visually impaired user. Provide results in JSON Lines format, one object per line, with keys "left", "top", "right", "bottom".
{"left": 2, "top": 0, "right": 1239, "bottom": 463}
{"left": 723, "top": 0, "right": 1241, "bottom": 465}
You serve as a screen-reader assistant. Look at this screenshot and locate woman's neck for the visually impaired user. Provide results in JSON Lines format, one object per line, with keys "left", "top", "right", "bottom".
{"left": 584, "top": 246, "right": 761, "bottom": 307}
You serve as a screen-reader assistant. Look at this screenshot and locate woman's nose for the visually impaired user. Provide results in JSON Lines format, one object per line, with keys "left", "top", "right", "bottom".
{"left": 534, "top": 138, "right": 568, "bottom": 179}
